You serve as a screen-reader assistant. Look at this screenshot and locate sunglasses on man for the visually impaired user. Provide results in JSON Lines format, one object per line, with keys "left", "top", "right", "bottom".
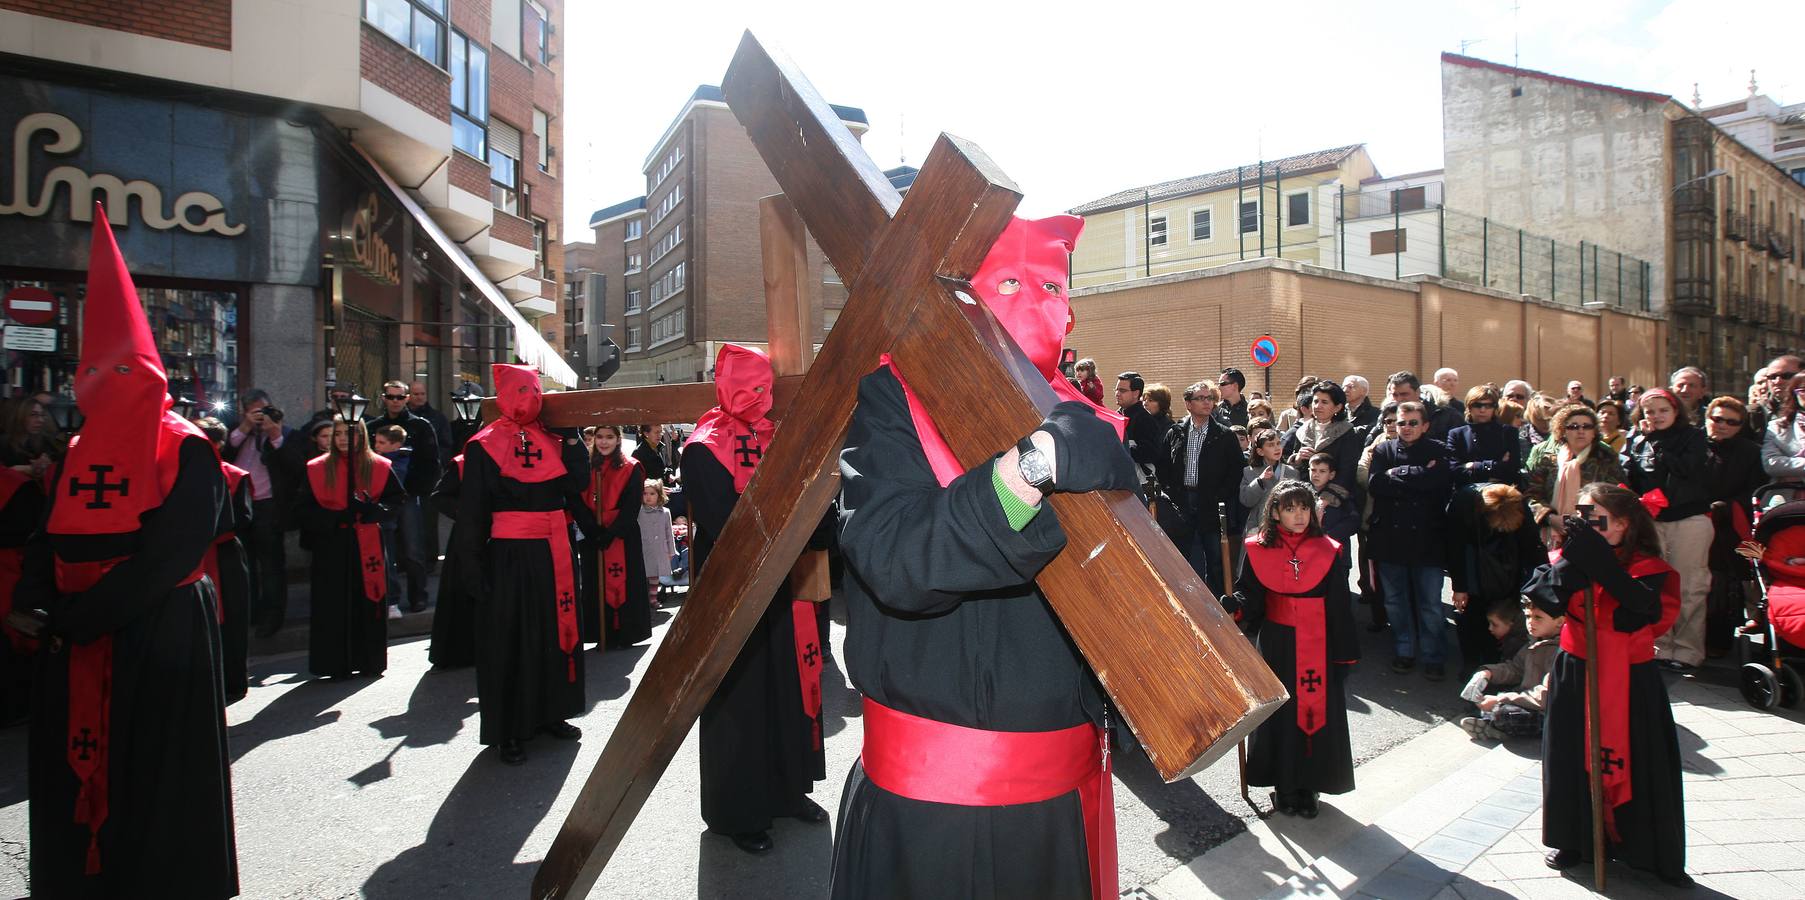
{"left": 383, "top": 393, "right": 407, "bottom": 401}
{"left": 1396, "top": 419, "right": 1424, "bottom": 428}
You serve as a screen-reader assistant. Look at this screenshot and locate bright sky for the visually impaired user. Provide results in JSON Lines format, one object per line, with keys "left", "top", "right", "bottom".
{"left": 559, "top": 0, "right": 1804, "bottom": 242}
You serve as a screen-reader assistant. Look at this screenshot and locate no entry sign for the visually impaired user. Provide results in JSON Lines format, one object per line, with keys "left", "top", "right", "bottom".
{"left": 3, "top": 287, "right": 59, "bottom": 327}
{"left": 1249, "top": 335, "right": 1279, "bottom": 368}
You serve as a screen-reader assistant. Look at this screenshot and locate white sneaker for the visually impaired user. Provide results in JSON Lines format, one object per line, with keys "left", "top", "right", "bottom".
{"left": 387, "top": 605, "right": 404, "bottom": 620}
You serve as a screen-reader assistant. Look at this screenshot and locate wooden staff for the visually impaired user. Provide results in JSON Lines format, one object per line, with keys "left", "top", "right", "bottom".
{"left": 1223, "top": 502, "right": 1268, "bottom": 818}
{"left": 1582, "top": 580, "right": 1606, "bottom": 891}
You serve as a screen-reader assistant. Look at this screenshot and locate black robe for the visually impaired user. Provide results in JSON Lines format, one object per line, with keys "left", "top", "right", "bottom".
{"left": 216, "top": 474, "right": 253, "bottom": 703}
{"left": 295, "top": 457, "right": 402, "bottom": 678}
{"left": 1234, "top": 544, "right": 1359, "bottom": 797}
{"left": 27, "top": 437, "right": 238, "bottom": 899}
{"left": 682, "top": 442, "right": 824, "bottom": 835}
{"left": 427, "top": 460, "right": 476, "bottom": 669}
{"left": 581, "top": 457, "right": 651, "bottom": 649}
{"left": 0, "top": 475, "right": 44, "bottom": 723}
{"left": 457, "top": 440, "right": 590, "bottom": 745}
{"left": 830, "top": 369, "right": 1102, "bottom": 900}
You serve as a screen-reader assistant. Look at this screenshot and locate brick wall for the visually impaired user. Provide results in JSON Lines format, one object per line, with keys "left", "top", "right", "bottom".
{"left": 360, "top": 24, "right": 450, "bottom": 122}
{"left": 1067, "top": 260, "right": 1668, "bottom": 402}
{"left": 491, "top": 210, "right": 533, "bottom": 248}
{"left": 0, "top": 0, "right": 230, "bottom": 50}
{"left": 450, "top": 154, "right": 489, "bottom": 197}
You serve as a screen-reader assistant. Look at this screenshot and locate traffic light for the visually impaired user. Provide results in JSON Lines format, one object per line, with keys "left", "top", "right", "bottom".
{"left": 594, "top": 337, "right": 622, "bottom": 383}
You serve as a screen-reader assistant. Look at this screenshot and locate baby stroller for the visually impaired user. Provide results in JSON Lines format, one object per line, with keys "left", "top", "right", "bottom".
{"left": 658, "top": 521, "right": 690, "bottom": 605}
{"left": 1737, "top": 498, "right": 1805, "bottom": 709}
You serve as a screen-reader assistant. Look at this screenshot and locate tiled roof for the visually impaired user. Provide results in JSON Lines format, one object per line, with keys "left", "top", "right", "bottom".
{"left": 588, "top": 196, "right": 646, "bottom": 228}
{"left": 1068, "top": 144, "right": 1365, "bottom": 215}
{"left": 884, "top": 165, "right": 918, "bottom": 190}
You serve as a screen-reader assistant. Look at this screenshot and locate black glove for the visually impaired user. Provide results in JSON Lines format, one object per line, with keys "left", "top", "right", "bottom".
{"left": 1034, "top": 402, "right": 1143, "bottom": 497}
{"left": 1558, "top": 519, "right": 1615, "bottom": 578}
{"left": 1220, "top": 591, "right": 1245, "bottom": 620}
{"left": 1613, "top": 603, "right": 1660, "bottom": 633}
{"left": 349, "top": 496, "right": 380, "bottom": 520}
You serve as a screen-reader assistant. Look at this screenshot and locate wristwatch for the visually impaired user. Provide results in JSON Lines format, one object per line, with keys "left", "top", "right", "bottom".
{"left": 1016, "top": 436, "right": 1055, "bottom": 496}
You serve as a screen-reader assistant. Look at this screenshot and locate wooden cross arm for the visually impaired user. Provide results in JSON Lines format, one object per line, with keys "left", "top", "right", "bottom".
{"left": 480, "top": 377, "right": 805, "bottom": 430}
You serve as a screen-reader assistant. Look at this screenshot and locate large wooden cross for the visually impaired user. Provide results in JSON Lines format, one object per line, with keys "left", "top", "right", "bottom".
{"left": 528, "top": 33, "right": 1286, "bottom": 899}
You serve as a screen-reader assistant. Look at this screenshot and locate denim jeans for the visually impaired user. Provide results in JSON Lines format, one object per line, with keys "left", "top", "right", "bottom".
{"left": 395, "top": 496, "right": 430, "bottom": 606}
{"left": 1378, "top": 562, "right": 1446, "bottom": 664}
{"left": 246, "top": 499, "right": 288, "bottom": 633}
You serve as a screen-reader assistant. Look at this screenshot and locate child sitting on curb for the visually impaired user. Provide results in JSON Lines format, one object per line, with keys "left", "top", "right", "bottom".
{"left": 1460, "top": 598, "right": 1563, "bottom": 740}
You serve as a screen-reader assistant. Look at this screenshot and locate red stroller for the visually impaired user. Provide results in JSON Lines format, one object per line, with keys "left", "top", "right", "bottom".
{"left": 1738, "top": 498, "right": 1805, "bottom": 709}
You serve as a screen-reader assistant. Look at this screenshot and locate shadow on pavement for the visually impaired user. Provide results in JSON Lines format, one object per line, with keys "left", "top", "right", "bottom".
{"left": 696, "top": 816, "right": 834, "bottom": 900}
{"left": 1112, "top": 738, "right": 1244, "bottom": 861}
{"left": 361, "top": 737, "right": 581, "bottom": 898}
{"left": 586, "top": 642, "right": 650, "bottom": 704}
{"left": 819, "top": 654, "right": 861, "bottom": 740}
{"left": 227, "top": 672, "right": 380, "bottom": 763}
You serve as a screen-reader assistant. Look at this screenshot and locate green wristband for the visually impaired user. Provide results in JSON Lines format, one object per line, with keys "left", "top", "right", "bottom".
{"left": 993, "top": 466, "right": 1041, "bottom": 531}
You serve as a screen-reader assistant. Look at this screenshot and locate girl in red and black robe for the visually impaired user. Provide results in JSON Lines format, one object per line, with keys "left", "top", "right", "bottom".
{"left": 295, "top": 416, "right": 401, "bottom": 679}
{"left": 1526, "top": 482, "right": 1690, "bottom": 886}
{"left": 581, "top": 425, "right": 649, "bottom": 649}
{"left": 427, "top": 453, "right": 476, "bottom": 669}
{"left": 26, "top": 211, "right": 237, "bottom": 898}
{"left": 1231, "top": 479, "right": 1359, "bottom": 818}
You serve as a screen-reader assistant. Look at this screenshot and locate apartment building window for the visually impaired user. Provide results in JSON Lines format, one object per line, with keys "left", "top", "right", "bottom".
{"left": 1287, "top": 192, "right": 1311, "bottom": 227}
{"left": 491, "top": 0, "right": 522, "bottom": 60}
{"left": 449, "top": 31, "right": 488, "bottom": 158}
{"left": 528, "top": 1, "right": 550, "bottom": 64}
{"left": 532, "top": 218, "right": 548, "bottom": 277}
{"left": 652, "top": 147, "right": 684, "bottom": 190}
{"left": 650, "top": 308, "right": 686, "bottom": 347}
{"left": 1239, "top": 201, "right": 1259, "bottom": 234}
{"left": 533, "top": 109, "right": 550, "bottom": 173}
{"left": 651, "top": 224, "right": 683, "bottom": 263}
{"left": 626, "top": 254, "right": 642, "bottom": 274}
{"left": 1148, "top": 215, "right": 1168, "bottom": 247}
{"left": 364, "top": 0, "right": 445, "bottom": 67}
{"left": 1371, "top": 228, "right": 1407, "bottom": 255}
{"left": 1390, "top": 187, "right": 1426, "bottom": 213}
{"left": 624, "top": 219, "right": 643, "bottom": 241}
{"left": 652, "top": 184, "right": 683, "bottom": 226}
{"left": 1791, "top": 167, "right": 1805, "bottom": 187}
{"left": 489, "top": 120, "right": 522, "bottom": 215}
{"left": 1190, "top": 208, "right": 1212, "bottom": 242}
{"left": 625, "top": 289, "right": 641, "bottom": 313}
{"left": 626, "top": 326, "right": 642, "bottom": 351}
{"left": 649, "top": 261, "right": 685, "bottom": 306}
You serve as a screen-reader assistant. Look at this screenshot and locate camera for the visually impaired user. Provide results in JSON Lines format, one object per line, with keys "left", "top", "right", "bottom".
{"left": 263, "top": 407, "right": 285, "bottom": 424}
{"left": 1574, "top": 502, "right": 1606, "bottom": 529}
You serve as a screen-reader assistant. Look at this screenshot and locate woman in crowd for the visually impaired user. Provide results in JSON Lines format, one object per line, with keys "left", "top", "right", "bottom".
{"left": 1354, "top": 401, "right": 1400, "bottom": 632}
{"left": 1283, "top": 381, "right": 1363, "bottom": 501}
{"left": 582, "top": 425, "right": 651, "bottom": 649}
{"left": 1525, "top": 404, "right": 1625, "bottom": 547}
{"left": 295, "top": 416, "right": 402, "bottom": 678}
{"left": 1518, "top": 393, "right": 1558, "bottom": 464}
{"left": 1528, "top": 483, "right": 1689, "bottom": 887}
{"left": 1762, "top": 372, "right": 1805, "bottom": 496}
{"left": 1241, "top": 428, "right": 1298, "bottom": 538}
{"left": 0, "top": 395, "right": 60, "bottom": 481}
{"left": 1247, "top": 396, "right": 1275, "bottom": 429}
{"left": 1496, "top": 398, "right": 1525, "bottom": 431}
{"left": 1595, "top": 399, "right": 1629, "bottom": 455}
{"left": 1704, "top": 396, "right": 1763, "bottom": 659}
{"left": 1625, "top": 388, "right": 1712, "bottom": 672}
{"left": 1142, "top": 383, "right": 1175, "bottom": 447}
{"left": 1447, "top": 385, "right": 1518, "bottom": 486}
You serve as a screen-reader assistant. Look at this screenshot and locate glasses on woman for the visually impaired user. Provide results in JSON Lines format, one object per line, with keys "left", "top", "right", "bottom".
{"left": 1708, "top": 415, "right": 1743, "bottom": 427}
{"left": 1469, "top": 401, "right": 1498, "bottom": 409}
{"left": 1564, "top": 422, "right": 1597, "bottom": 431}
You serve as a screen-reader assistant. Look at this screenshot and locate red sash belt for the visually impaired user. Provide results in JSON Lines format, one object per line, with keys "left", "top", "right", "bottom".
{"left": 1265, "top": 593, "right": 1329, "bottom": 744}
{"left": 860, "top": 698, "right": 1115, "bottom": 900}
{"left": 790, "top": 601, "right": 823, "bottom": 750}
{"left": 491, "top": 510, "right": 579, "bottom": 682}
{"left": 200, "top": 531, "right": 236, "bottom": 624}
{"left": 55, "top": 555, "right": 203, "bottom": 875}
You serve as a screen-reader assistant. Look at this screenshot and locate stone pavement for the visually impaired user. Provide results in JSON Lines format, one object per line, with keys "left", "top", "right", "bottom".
{"left": 1144, "top": 674, "right": 1805, "bottom": 899}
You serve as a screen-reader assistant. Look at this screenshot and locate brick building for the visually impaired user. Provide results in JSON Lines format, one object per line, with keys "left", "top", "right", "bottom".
{"left": 582, "top": 86, "right": 865, "bottom": 387}
{"left": 0, "top": 0, "right": 574, "bottom": 419}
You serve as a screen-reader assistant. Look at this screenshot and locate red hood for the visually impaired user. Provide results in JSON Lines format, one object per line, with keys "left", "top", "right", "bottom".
{"left": 492, "top": 363, "right": 543, "bottom": 423}
{"left": 714, "top": 344, "right": 774, "bottom": 424}
{"left": 970, "top": 215, "right": 1085, "bottom": 380}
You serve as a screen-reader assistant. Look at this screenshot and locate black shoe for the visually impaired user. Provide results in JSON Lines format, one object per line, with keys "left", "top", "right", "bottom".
{"left": 408, "top": 598, "right": 428, "bottom": 613}
{"left": 1545, "top": 848, "right": 1580, "bottom": 870}
{"left": 1423, "top": 663, "right": 1445, "bottom": 682}
{"left": 1658, "top": 659, "right": 1696, "bottom": 674}
{"left": 1273, "top": 791, "right": 1297, "bottom": 816}
{"left": 790, "top": 798, "right": 829, "bottom": 824}
{"left": 1392, "top": 656, "right": 1416, "bottom": 673}
{"left": 1298, "top": 793, "right": 1319, "bottom": 819}
{"left": 731, "top": 831, "right": 773, "bottom": 854}
{"left": 499, "top": 740, "right": 526, "bottom": 766}
{"left": 541, "top": 721, "right": 581, "bottom": 741}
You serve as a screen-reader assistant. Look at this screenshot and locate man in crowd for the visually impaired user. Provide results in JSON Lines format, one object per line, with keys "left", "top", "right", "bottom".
{"left": 369, "top": 380, "right": 441, "bottom": 612}
{"left": 1670, "top": 366, "right": 1709, "bottom": 420}
{"left": 1117, "top": 371, "right": 1161, "bottom": 469}
{"left": 1155, "top": 380, "right": 1244, "bottom": 591}
{"left": 1379, "top": 371, "right": 1462, "bottom": 442}
{"left": 1565, "top": 380, "right": 1594, "bottom": 409}
{"left": 1502, "top": 380, "right": 1533, "bottom": 408}
{"left": 1343, "top": 375, "right": 1378, "bottom": 432}
{"left": 312, "top": 384, "right": 355, "bottom": 425}
{"left": 1215, "top": 367, "right": 1250, "bottom": 428}
{"left": 407, "top": 379, "right": 454, "bottom": 567}
{"left": 1753, "top": 355, "right": 1802, "bottom": 434}
{"left": 1366, "top": 400, "right": 1454, "bottom": 681}
{"left": 1605, "top": 375, "right": 1630, "bottom": 407}
{"left": 1433, "top": 368, "right": 1464, "bottom": 417}
{"left": 226, "top": 389, "right": 293, "bottom": 637}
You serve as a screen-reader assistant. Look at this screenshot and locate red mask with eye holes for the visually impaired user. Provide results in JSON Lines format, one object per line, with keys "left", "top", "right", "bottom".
{"left": 970, "top": 215, "right": 1085, "bottom": 381}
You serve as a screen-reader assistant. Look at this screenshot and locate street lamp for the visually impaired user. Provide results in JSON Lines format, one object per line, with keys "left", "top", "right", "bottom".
{"left": 172, "top": 396, "right": 197, "bottom": 419}
{"left": 48, "top": 397, "right": 84, "bottom": 433}
{"left": 335, "top": 392, "right": 369, "bottom": 422}
{"left": 1672, "top": 168, "right": 1726, "bottom": 194}
{"left": 451, "top": 389, "right": 483, "bottom": 424}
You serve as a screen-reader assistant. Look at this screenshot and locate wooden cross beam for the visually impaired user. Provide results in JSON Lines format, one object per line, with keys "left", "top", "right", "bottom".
{"left": 530, "top": 33, "right": 1285, "bottom": 900}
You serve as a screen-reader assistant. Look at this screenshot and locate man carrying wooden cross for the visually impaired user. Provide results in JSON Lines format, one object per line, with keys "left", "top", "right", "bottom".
{"left": 831, "top": 214, "right": 1139, "bottom": 900}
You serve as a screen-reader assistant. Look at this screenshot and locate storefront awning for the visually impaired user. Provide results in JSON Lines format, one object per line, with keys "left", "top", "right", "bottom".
{"left": 352, "top": 144, "right": 579, "bottom": 388}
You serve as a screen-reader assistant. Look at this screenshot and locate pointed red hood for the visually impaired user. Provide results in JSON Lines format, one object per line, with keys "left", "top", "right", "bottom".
{"left": 50, "top": 206, "right": 206, "bottom": 535}
{"left": 470, "top": 364, "right": 566, "bottom": 483}
{"left": 686, "top": 344, "right": 776, "bottom": 492}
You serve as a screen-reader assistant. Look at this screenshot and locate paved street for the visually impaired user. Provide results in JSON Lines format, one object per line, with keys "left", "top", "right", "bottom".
{"left": 0, "top": 577, "right": 1791, "bottom": 898}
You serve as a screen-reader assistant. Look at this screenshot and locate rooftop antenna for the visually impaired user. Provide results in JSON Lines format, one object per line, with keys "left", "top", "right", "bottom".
{"left": 1692, "top": 82, "right": 1702, "bottom": 108}
{"left": 898, "top": 113, "right": 906, "bottom": 167}
{"left": 1459, "top": 38, "right": 1484, "bottom": 54}
{"left": 1749, "top": 69, "right": 1759, "bottom": 96}
{"left": 1510, "top": 0, "right": 1522, "bottom": 96}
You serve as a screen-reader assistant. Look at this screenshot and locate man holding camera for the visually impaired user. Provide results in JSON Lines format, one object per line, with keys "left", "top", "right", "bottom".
{"left": 226, "top": 389, "right": 293, "bottom": 637}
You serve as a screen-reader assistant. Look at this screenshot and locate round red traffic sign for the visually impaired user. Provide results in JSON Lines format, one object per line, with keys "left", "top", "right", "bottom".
{"left": 3, "top": 287, "right": 58, "bottom": 326}
{"left": 1250, "top": 335, "right": 1279, "bottom": 368}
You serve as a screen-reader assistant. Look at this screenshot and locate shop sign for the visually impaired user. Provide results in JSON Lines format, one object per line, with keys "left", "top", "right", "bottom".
{"left": 338, "top": 192, "right": 400, "bottom": 286}
{"left": 1, "top": 113, "right": 245, "bottom": 237}
{"left": 3, "top": 325, "right": 59, "bottom": 352}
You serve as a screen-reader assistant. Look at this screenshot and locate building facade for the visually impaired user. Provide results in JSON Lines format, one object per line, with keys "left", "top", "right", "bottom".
{"left": 1442, "top": 52, "right": 1805, "bottom": 391}
{"left": 1702, "top": 86, "right": 1805, "bottom": 185}
{"left": 0, "top": 0, "right": 572, "bottom": 420}
{"left": 1066, "top": 145, "right": 1378, "bottom": 289}
{"left": 584, "top": 86, "right": 864, "bottom": 387}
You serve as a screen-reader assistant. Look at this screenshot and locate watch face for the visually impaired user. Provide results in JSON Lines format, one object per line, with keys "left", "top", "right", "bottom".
{"left": 1020, "top": 448, "right": 1053, "bottom": 487}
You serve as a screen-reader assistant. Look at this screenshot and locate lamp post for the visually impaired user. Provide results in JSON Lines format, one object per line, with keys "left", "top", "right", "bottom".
{"left": 172, "top": 396, "right": 197, "bottom": 420}
{"left": 1671, "top": 168, "right": 1726, "bottom": 194}
{"left": 334, "top": 392, "right": 369, "bottom": 423}
{"left": 451, "top": 390, "right": 483, "bottom": 424}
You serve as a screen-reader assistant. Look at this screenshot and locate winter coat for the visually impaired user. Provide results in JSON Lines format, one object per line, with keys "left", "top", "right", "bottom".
{"left": 1366, "top": 436, "right": 1454, "bottom": 566}
{"left": 1447, "top": 420, "right": 1522, "bottom": 486}
{"left": 1626, "top": 424, "right": 1711, "bottom": 521}
{"left": 1523, "top": 438, "right": 1627, "bottom": 526}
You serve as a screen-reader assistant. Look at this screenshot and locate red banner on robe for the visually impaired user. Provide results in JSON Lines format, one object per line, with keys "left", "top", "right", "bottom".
{"left": 587, "top": 457, "right": 642, "bottom": 632}
{"left": 791, "top": 600, "right": 823, "bottom": 750}
{"left": 492, "top": 510, "right": 579, "bottom": 682}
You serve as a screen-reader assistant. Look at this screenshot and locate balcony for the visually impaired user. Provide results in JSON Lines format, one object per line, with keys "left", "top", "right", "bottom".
{"left": 1725, "top": 211, "right": 1748, "bottom": 242}
{"left": 514, "top": 296, "right": 557, "bottom": 319}
{"left": 1769, "top": 229, "right": 1795, "bottom": 260}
